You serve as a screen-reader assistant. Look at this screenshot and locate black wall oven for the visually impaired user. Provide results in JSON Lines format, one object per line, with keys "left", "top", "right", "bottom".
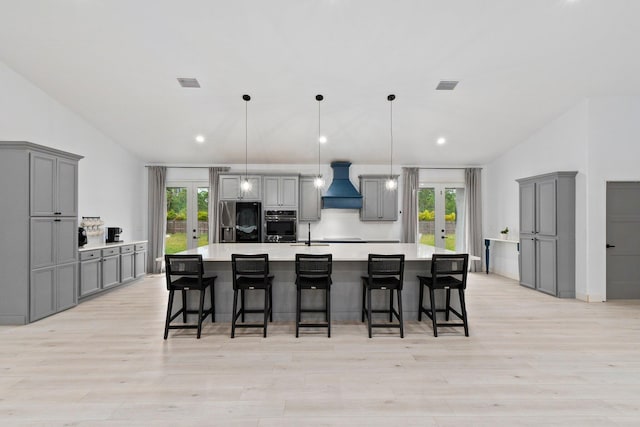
{"left": 264, "top": 210, "right": 297, "bottom": 243}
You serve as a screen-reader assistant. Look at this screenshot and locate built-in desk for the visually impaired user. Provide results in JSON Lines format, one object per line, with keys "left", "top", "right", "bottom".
{"left": 484, "top": 238, "right": 520, "bottom": 274}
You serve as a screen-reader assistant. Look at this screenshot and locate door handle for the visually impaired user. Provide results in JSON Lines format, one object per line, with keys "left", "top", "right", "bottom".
{"left": 606, "top": 244, "right": 616, "bottom": 248}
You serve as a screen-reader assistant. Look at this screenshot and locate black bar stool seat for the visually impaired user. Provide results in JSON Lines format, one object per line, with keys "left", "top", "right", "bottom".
{"left": 295, "top": 253, "right": 332, "bottom": 337}
{"left": 164, "top": 254, "right": 216, "bottom": 339}
{"left": 361, "top": 254, "right": 405, "bottom": 338}
{"left": 417, "top": 253, "right": 470, "bottom": 337}
{"left": 231, "top": 253, "right": 274, "bottom": 338}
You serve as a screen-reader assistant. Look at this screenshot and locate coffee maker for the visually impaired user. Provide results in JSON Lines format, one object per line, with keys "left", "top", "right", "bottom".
{"left": 106, "top": 227, "right": 122, "bottom": 243}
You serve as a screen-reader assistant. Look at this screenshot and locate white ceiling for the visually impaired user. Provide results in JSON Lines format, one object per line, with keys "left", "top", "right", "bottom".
{"left": 1, "top": 0, "right": 639, "bottom": 166}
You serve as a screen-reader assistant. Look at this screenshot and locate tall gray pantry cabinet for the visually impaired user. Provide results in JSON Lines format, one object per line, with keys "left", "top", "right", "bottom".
{"left": 517, "top": 171, "right": 577, "bottom": 298}
{"left": 0, "top": 141, "right": 82, "bottom": 324}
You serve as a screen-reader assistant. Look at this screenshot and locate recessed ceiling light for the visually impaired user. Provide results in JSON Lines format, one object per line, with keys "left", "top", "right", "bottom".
{"left": 318, "top": 135, "right": 327, "bottom": 144}
{"left": 177, "top": 78, "right": 200, "bottom": 88}
{"left": 437, "top": 137, "right": 447, "bottom": 145}
{"left": 195, "top": 135, "right": 205, "bottom": 143}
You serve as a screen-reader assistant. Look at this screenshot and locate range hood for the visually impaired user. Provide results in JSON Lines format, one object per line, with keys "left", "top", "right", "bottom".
{"left": 322, "top": 161, "right": 363, "bottom": 209}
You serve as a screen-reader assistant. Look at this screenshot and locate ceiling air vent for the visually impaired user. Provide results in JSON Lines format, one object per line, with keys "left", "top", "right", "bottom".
{"left": 177, "top": 78, "right": 200, "bottom": 88}
{"left": 436, "top": 80, "right": 459, "bottom": 90}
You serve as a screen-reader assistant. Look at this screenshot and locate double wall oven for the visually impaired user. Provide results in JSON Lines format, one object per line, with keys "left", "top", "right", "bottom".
{"left": 264, "top": 210, "right": 297, "bottom": 243}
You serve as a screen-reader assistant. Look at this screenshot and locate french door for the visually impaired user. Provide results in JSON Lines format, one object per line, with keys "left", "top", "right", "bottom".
{"left": 165, "top": 182, "right": 209, "bottom": 254}
{"left": 418, "top": 185, "right": 465, "bottom": 250}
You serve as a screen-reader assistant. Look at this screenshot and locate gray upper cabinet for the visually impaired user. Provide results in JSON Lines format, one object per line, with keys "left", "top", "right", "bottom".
{"left": 358, "top": 175, "right": 398, "bottom": 221}
{"left": 517, "top": 171, "right": 576, "bottom": 298}
{"left": 299, "top": 176, "right": 321, "bottom": 222}
{"left": 30, "top": 152, "right": 78, "bottom": 217}
{"left": 0, "top": 141, "right": 82, "bottom": 325}
{"left": 263, "top": 176, "right": 298, "bottom": 209}
{"left": 219, "top": 175, "right": 261, "bottom": 200}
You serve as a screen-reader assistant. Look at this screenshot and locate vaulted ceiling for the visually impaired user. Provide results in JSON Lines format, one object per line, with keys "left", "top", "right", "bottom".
{"left": 1, "top": 0, "right": 639, "bottom": 166}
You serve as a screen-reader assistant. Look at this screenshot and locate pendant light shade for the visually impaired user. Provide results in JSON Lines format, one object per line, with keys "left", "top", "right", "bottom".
{"left": 386, "top": 94, "right": 397, "bottom": 190}
{"left": 241, "top": 94, "right": 252, "bottom": 192}
{"left": 314, "top": 94, "right": 325, "bottom": 189}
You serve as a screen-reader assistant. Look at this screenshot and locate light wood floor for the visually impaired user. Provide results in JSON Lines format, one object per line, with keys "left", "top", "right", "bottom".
{"left": 1, "top": 273, "right": 640, "bottom": 426}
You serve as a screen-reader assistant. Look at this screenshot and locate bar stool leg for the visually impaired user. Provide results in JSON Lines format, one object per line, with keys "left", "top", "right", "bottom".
{"left": 429, "top": 287, "right": 438, "bottom": 337}
{"left": 197, "top": 288, "right": 205, "bottom": 339}
{"left": 361, "top": 281, "right": 366, "bottom": 322}
{"left": 240, "top": 289, "right": 245, "bottom": 322}
{"left": 459, "top": 288, "right": 469, "bottom": 337}
{"left": 231, "top": 289, "right": 238, "bottom": 338}
{"left": 326, "top": 286, "right": 331, "bottom": 338}
{"left": 418, "top": 279, "right": 424, "bottom": 321}
{"left": 397, "top": 289, "right": 404, "bottom": 338}
{"left": 367, "top": 286, "right": 373, "bottom": 338}
{"left": 164, "top": 289, "right": 175, "bottom": 339}
{"left": 297, "top": 286, "right": 302, "bottom": 337}
{"left": 181, "top": 289, "right": 188, "bottom": 323}
{"left": 445, "top": 288, "right": 451, "bottom": 321}
{"left": 263, "top": 288, "right": 269, "bottom": 338}
{"left": 210, "top": 282, "right": 215, "bottom": 323}
{"left": 269, "top": 286, "right": 273, "bottom": 322}
{"left": 389, "top": 289, "right": 394, "bottom": 322}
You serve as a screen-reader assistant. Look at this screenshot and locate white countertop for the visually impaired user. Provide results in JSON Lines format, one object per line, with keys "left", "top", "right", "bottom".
{"left": 180, "top": 243, "right": 479, "bottom": 262}
{"left": 79, "top": 240, "right": 147, "bottom": 252}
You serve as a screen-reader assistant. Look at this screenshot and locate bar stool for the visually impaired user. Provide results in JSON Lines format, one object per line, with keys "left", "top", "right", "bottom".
{"left": 231, "top": 253, "right": 274, "bottom": 338}
{"left": 417, "top": 253, "right": 469, "bottom": 337}
{"left": 361, "top": 254, "right": 405, "bottom": 338}
{"left": 164, "top": 254, "right": 216, "bottom": 339}
{"left": 294, "top": 253, "right": 332, "bottom": 337}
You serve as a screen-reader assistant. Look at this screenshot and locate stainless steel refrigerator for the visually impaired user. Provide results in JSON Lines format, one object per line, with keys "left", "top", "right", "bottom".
{"left": 219, "top": 201, "right": 262, "bottom": 243}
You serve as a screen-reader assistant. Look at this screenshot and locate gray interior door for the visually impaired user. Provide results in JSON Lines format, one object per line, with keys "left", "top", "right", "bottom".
{"left": 606, "top": 182, "right": 640, "bottom": 299}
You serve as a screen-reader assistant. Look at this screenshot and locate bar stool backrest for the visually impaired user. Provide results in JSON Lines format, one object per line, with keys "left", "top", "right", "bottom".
{"left": 295, "top": 253, "right": 332, "bottom": 278}
{"left": 231, "top": 253, "right": 270, "bottom": 289}
{"left": 367, "top": 254, "right": 405, "bottom": 287}
{"left": 430, "top": 254, "right": 469, "bottom": 288}
{"left": 164, "top": 254, "right": 205, "bottom": 290}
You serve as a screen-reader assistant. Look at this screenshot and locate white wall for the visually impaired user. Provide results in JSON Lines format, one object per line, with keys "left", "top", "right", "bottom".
{"left": 484, "top": 96, "right": 640, "bottom": 301}
{"left": 586, "top": 97, "right": 640, "bottom": 301}
{"left": 0, "top": 61, "right": 146, "bottom": 240}
{"left": 483, "top": 101, "right": 588, "bottom": 286}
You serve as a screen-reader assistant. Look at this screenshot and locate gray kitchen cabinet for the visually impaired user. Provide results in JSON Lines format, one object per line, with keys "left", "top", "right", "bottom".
{"left": 358, "top": 175, "right": 399, "bottom": 221}
{"left": 120, "top": 245, "right": 135, "bottom": 283}
{"left": 298, "top": 176, "right": 321, "bottom": 222}
{"left": 264, "top": 176, "right": 298, "bottom": 209}
{"left": 79, "top": 250, "right": 101, "bottom": 298}
{"left": 517, "top": 171, "right": 576, "bottom": 298}
{"left": 134, "top": 243, "right": 147, "bottom": 278}
{"left": 30, "top": 151, "right": 78, "bottom": 217}
{"left": 0, "top": 142, "right": 82, "bottom": 325}
{"left": 101, "top": 247, "right": 120, "bottom": 289}
{"left": 219, "top": 174, "right": 262, "bottom": 200}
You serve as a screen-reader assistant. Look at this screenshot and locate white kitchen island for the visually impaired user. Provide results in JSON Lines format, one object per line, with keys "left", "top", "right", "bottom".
{"left": 177, "top": 243, "right": 477, "bottom": 323}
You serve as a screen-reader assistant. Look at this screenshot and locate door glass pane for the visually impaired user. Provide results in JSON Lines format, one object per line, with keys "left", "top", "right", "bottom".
{"left": 444, "top": 188, "right": 458, "bottom": 251}
{"left": 197, "top": 187, "right": 209, "bottom": 248}
{"left": 418, "top": 187, "right": 435, "bottom": 246}
{"left": 165, "top": 187, "right": 187, "bottom": 254}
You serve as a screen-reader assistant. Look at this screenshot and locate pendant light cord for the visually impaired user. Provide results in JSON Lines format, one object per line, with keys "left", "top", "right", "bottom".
{"left": 318, "top": 100, "right": 321, "bottom": 177}
{"left": 389, "top": 98, "right": 393, "bottom": 178}
{"left": 245, "top": 100, "right": 248, "bottom": 180}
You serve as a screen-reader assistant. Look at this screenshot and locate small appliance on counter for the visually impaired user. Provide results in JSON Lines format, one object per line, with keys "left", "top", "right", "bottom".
{"left": 78, "top": 227, "right": 88, "bottom": 247}
{"left": 80, "top": 216, "right": 105, "bottom": 246}
{"left": 106, "top": 227, "right": 122, "bottom": 243}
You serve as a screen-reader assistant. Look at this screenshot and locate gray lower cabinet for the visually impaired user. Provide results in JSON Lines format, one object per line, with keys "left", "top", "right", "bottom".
{"left": 134, "top": 243, "right": 147, "bottom": 278}
{"left": 79, "top": 242, "right": 147, "bottom": 300}
{"left": 517, "top": 171, "right": 576, "bottom": 298}
{"left": 120, "top": 245, "right": 135, "bottom": 282}
{"left": 30, "top": 262, "right": 77, "bottom": 322}
{"left": 358, "top": 175, "right": 399, "bottom": 221}
{"left": 79, "top": 254, "right": 101, "bottom": 297}
{"left": 101, "top": 247, "right": 120, "bottom": 289}
{"left": 299, "top": 176, "right": 321, "bottom": 222}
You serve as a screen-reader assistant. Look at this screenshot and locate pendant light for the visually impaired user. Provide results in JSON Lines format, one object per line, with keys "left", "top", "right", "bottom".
{"left": 385, "top": 94, "right": 398, "bottom": 190}
{"left": 240, "top": 94, "right": 252, "bottom": 192}
{"left": 314, "top": 94, "right": 325, "bottom": 188}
